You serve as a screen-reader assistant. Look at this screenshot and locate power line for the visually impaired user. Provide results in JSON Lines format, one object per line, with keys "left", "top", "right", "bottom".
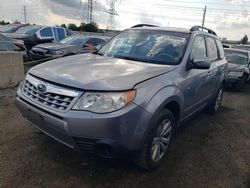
{"left": 87, "top": 0, "right": 93, "bottom": 23}
{"left": 105, "top": 0, "right": 119, "bottom": 30}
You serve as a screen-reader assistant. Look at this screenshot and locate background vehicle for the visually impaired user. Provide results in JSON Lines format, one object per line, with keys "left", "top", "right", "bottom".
{"left": 0, "top": 33, "right": 27, "bottom": 61}
{"left": 0, "top": 24, "right": 29, "bottom": 33}
{"left": 4, "top": 25, "right": 69, "bottom": 60}
{"left": 16, "top": 25, "right": 227, "bottom": 170}
{"left": 224, "top": 48, "right": 250, "bottom": 90}
{"left": 30, "top": 35, "right": 106, "bottom": 60}
{"left": 234, "top": 44, "right": 250, "bottom": 51}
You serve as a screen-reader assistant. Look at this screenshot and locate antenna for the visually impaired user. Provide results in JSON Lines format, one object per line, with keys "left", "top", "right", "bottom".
{"left": 105, "top": 0, "right": 119, "bottom": 30}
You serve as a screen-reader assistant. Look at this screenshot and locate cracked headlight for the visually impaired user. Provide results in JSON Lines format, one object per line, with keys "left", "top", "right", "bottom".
{"left": 72, "top": 90, "right": 136, "bottom": 113}
{"left": 228, "top": 71, "right": 244, "bottom": 77}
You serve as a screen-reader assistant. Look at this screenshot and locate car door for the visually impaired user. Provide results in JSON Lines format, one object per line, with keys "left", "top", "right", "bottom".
{"left": 181, "top": 35, "right": 211, "bottom": 119}
{"left": 205, "top": 37, "right": 221, "bottom": 98}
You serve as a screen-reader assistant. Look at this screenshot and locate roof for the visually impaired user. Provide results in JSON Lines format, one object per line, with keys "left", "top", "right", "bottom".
{"left": 128, "top": 25, "right": 218, "bottom": 38}
{"left": 129, "top": 26, "right": 191, "bottom": 34}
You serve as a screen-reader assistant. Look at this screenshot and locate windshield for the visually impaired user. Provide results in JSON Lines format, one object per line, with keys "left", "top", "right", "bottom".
{"left": 0, "top": 25, "right": 18, "bottom": 33}
{"left": 98, "top": 29, "right": 190, "bottom": 65}
{"left": 60, "top": 36, "right": 85, "bottom": 45}
{"left": 225, "top": 51, "right": 248, "bottom": 65}
{"left": 16, "top": 26, "right": 40, "bottom": 34}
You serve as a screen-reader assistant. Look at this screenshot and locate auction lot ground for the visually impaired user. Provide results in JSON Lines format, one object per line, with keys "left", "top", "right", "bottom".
{"left": 0, "top": 85, "right": 249, "bottom": 188}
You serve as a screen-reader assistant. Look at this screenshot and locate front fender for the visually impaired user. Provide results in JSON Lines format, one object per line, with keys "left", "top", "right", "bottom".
{"left": 132, "top": 85, "right": 184, "bottom": 148}
{"left": 134, "top": 85, "right": 184, "bottom": 120}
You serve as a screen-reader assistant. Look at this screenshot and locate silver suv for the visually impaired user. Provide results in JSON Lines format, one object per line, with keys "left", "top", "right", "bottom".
{"left": 16, "top": 25, "right": 227, "bottom": 170}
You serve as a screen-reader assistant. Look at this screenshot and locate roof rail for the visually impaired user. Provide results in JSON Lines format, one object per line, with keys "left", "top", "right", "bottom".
{"left": 190, "top": 25, "right": 217, "bottom": 36}
{"left": 131, "top": 24, "right": 158, "bottom": 28}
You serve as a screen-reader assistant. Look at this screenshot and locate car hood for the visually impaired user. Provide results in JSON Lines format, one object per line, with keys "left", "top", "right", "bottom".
{"left": 227, "top": 63, "right": 247, "bottom": 72}
{"left": 29, "top": 54, "right": 176, "bottom": 91}
{"left": 33, "top": 43, "right": 75, "bottom": 51}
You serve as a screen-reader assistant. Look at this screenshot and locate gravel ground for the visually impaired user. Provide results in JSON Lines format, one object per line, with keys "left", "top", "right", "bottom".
{"left": 0, "top": 86, "right": 249, "bottom": 188}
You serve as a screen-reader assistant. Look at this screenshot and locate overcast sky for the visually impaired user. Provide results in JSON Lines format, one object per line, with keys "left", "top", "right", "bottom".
{"left": 1, "top": 0, "right": 250, "bottom": 40}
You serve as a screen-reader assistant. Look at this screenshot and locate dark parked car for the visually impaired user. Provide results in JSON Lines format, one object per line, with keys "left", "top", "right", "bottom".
{"left": 0, "top": 33, "right": 28, "bottom": 61}
{"left": 4, "top": 25, "right": 68, "bottom": 60}
{"left": 16, "top": 25, "right": 227, "bottom": 170}
{"left": 30, "top": 35, "right": 106, "bottom": 60}
{"left": 224, "top": 48, "right": 250, "bottom": 90}
{"left": 0, "top": 24, "right": 29, "bottom": 33}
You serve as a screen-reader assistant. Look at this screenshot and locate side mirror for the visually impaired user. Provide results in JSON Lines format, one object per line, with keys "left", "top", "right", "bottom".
{"left": 187, "top": 58, "right": 211, "bottom": 70}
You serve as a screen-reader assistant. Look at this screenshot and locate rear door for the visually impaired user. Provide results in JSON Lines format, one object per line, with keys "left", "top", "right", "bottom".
{"left": 181, "top": 35, "right": 211, "bottom": 118}
{"left": 205, "top": 37, "right": 221, "bottom": 97}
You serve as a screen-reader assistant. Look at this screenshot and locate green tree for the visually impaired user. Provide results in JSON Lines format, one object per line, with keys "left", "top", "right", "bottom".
{"left": 83, "top": 22, "right": 99, "bottom": 32}
{"left": 0, "top": 20, "right": 10, "bottom": 25}
{"left": 241, "top": 35, "right": 248, "bottom": 44}
{"left": 61, "top": 24, "right": 67, "bottom": 28}
{"left": 67, "top": 23, "right": 78, "bottom": 31}
{"left": 78, "top": 22, "right": 86, "bottom": 31}
{"left": 13, "top": 20, "right": 21, "bottom": 24}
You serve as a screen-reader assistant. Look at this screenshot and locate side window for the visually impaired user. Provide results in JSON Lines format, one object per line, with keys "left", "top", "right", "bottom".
{"left": 87, "top": 38, "right": 98, "bottom": 46}
{"left": 215, "top": 39, "right": 224, "bottom": 59}
{"left": 206, "top": 37, "right": 219, "bottom": 61}
{"left": 96, "top": 39, "right": 105, "bottom": 45}
{"left": 57, "top": 28, "right": 66, "bottom": 41}
{"left": 40, "top": 27, "right": 53, "bottom": 38}
{"left": 190, "top": 36, "right": 207, "bottom": 61}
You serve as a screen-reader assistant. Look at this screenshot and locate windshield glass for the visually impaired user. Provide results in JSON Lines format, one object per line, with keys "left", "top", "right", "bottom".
{"left": 98, "top": 29, "right": 190, "bottom": 65}
{"left": 225, "top": 51, "right": 248, "bottom": 65}
{"left": 0, "top": 25, "right": 17, "bottom": 33}
{"left": 16, "top": 26, "right": 40, "bottom": 34}
{"left": 60, "top": 36, "right": 85, "bottom": 45}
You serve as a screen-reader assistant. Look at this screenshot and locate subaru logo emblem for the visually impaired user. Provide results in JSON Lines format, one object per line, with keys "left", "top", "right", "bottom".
{"left": 37, "top": 84, "right": 47, "bottom": 93}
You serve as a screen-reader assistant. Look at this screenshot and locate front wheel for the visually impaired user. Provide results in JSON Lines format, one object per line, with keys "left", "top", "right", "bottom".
{"left": 207, "top": 86, "right": 224, "bottom": 114}
{"left": 134, "top": 109, "right": 175, "bottom": 170}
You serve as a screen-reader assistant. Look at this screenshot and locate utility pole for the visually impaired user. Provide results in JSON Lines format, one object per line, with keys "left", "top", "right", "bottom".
{"left": 202, "top": 5, "right": 207, "bottom": 29}
{"left": 23, "top": 5, "right": 27, "bottom": 24}
{"left": 105, "top": 0, "right": 119, "bottom": 30}
{"left": 87, "top": 0, "right": 93, "bottom": 23}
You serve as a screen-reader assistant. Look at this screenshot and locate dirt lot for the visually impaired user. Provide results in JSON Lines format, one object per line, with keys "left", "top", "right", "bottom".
{"left": 0, "top": 85, "right": 249, "bottom": 188}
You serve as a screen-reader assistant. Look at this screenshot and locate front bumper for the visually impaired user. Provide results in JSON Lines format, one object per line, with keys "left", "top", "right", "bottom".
{"left": 226, "top": 76, "right": 240, "bottom": 84}
{"left": 29, "top": 51, "right": 62, "bottom": 60}
{"left": 16, "top": 91, "right": 152, "bottom": 157}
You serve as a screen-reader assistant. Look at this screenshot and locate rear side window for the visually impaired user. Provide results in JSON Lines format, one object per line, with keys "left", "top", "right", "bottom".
{"left": 57, "top": 28, "right": 66, "bottom": 41}
{"left": 40, "top": 27, "right": 53, "bottom": 38}
{"left": 190, "top": 36, "right": 207, "bottom": 61}
{"left": 215, "top": 39, "right": 225, "bottom": 59}
{"left": 206, "top": 37, "right": 218, "bottom": 61}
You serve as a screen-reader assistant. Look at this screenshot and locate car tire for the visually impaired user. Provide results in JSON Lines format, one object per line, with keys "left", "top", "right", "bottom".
{"left": 134, "top": 109, "right": 175, "bottom": 171}
{"left": 234, "top": 75, "right": 247, "bottom": 91}
{"left": 207, "top": 85, "right": 224, "bottom": 115}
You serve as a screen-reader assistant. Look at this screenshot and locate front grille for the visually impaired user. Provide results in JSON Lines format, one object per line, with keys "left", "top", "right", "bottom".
{"left": 22, "top": 75, "right": 80, "bottom": 112}
{"left": 73, "top": 137, "right": 97, "bottom": 153}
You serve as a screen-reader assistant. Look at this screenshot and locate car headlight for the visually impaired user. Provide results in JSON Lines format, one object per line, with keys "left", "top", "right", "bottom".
{"left": 228, "top": 71, "right": 244, "bottom": 77}
{"left": 72, "top": 90, "right": 136, "bottom": 113}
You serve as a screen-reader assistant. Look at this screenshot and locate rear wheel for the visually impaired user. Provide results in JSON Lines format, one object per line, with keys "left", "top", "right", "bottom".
{"left": 134, "top": 109, "right": 175, "bottom": 170}
{"left": 207, "top": 86, "right": 223, "bottom": 114}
